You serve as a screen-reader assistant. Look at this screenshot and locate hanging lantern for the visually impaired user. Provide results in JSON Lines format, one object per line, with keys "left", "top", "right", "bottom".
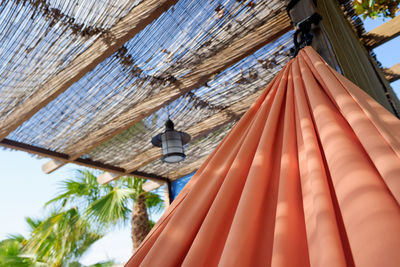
{"left": 151, "top": 119, "right": 191, "bottom": 163}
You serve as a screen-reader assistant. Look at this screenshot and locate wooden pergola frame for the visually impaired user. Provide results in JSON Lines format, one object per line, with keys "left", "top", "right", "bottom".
{"left": 0, "top": 138, "right": 169, "bottom": 182}
{"left": 0, "top": 0, "right": 178, "bottom": 141}
{"left": 362, "top": 15, "right": 400, "bottom": 49}
{"left": 41, "top": 9, "right": 293, "bottom": 181}
{"left": 0, "top": 0, "right": 399, "bottom": 194}
{"left": 383, "top": 63, "right": 400, "bottom": 82}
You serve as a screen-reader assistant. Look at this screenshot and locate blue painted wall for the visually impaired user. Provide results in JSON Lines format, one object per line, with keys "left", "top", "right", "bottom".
{"left": 171, "top": 172, "right": 195, "bottom": 200}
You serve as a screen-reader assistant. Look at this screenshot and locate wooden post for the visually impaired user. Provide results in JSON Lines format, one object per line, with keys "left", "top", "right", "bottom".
{"left": 164, "top": 181, "right": 173, "bottom": 207}
{"left": 319, "top": 0, "right": 399, "bottom": 116}
{"left": 288, "top": 0, "right": 400, "bottom": 117}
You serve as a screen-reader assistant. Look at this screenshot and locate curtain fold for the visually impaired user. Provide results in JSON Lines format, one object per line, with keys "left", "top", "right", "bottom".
{"left": 126, "top": 47, "right": 400, "bottom": 267}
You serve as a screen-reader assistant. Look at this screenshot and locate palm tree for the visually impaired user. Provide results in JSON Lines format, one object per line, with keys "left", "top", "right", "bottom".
{"left": 0, "top": 213, "right": 114, "bottom": 267}
{"left": 25, "top": 208, "right": 105, "bottom": 266}
{"left": 46, "top": 170, "right": 164, "bottom": 250}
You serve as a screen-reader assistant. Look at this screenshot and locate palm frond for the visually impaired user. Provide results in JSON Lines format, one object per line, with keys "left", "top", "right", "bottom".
{"left": 86, "top": 259, "right": 116, "bottom": 267}
{"left": 24, "top": 217, "right": 43, "bottom": 232}
{"left": 145, "top": 192, "right": 165, "bottom": 214}
{"left": 6, "top": 234, "right": 27, "bottom": 244}
{"left": 0, "top": 238, "right": 36, "bottom": 267}
{"left": 84, "top": 188, "right": 135, "bottom": 227}
{"left": 24, "top": 208, "right": 103, "bottom": 265}
{"left": 45, "top": 170, "right": 103, "bottom": 209}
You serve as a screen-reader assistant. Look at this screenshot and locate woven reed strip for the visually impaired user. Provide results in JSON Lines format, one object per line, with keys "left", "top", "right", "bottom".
{"left": 62, "top": 11, "right": 291, "bottom": 160}
{"left": 0, "top": 0, "right": 178, "bottom": 141}
{"left": 82, "top": 34, "right": 292, "bottom": 168}
{"left": 0, "top": 0, "right": 142, "bottom": 122}
{"left": 11, "top": 1, "right": 286, "bottom": 153}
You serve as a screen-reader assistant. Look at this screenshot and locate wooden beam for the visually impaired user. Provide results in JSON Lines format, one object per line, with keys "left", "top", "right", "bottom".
{"left": 58, "top": 12, "right": 291, "bottom": 163}
{"left": 97, "top": 172, "right": 121, "bottom": 184}
{"left": 0, "top": 138, "right": 168, "bottom": 182}
{"left": 42, "top": 159, "right": 65, "bottom": 174}
{"left": 143, "top": 180, "right": 165, "bottom": 192}
{"left": 0, "top": 0, "right": 177, "bottom": 141}
{"left": 98, "top": 171, "right": 167, "bottom": 189}
{"left": 96, "top": 172, "right": 166, "bottom": 188}
{"left": 96, "top": 89, "right": 263, "bottom": 184}
{"left": 383, "top": 63, "right": 400, "bottom": 82}
{"left": 100, "top": 154, "right": 208, "bottom": 187}
{"left": 363, "top": 15, "right": 400, "bottom": 49}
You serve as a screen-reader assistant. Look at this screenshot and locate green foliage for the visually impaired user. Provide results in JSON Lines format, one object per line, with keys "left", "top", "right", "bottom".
{"left": 25, "top": 210, "right": 104, "bottom": 267}
{"left": 0, "top": 169, "right": 163, "bottom": 266}
{"left": 353, "top": 0, "right": 400, "bottom": 19}
{"left": 145, "top": 192, "right": 165, "bottom": 216}
{"left": 84, "top": 187, "right": 133, "bottom": 227}
{"left": 45, "top": 170, "right": 107, "bottom": 209}
{"left": 0, "top": 211, "right": 112, "bottom": 267}
{"left": 0, "top": 237, "right": 36, "bottom": 267}
{"left": 67, "top": 261, "right": 115, "bottom": 267}
{"left": 47, "top": 170, "right": 164, "bottom": 229}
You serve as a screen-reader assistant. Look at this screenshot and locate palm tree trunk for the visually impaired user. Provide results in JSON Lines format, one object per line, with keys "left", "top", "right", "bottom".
{"left": 131, "top": 194, "right": 150, "bottom": 251}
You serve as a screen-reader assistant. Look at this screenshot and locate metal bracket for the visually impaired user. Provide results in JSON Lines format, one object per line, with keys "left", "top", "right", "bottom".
{"left": 290, "top": 13, "right": 322, "bottom": 57}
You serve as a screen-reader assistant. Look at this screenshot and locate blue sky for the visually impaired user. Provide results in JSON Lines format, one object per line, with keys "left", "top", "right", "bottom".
{"left": 0, "top": 16, "right": 399, "bottom": 266}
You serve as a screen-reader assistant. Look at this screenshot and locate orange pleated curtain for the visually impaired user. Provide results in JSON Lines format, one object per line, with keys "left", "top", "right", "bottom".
{"left": 126, "top": 47, "right": 400, "bottom": 267}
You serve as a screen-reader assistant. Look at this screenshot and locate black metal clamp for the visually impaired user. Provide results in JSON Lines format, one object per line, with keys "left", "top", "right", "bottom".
{"left": 286, "top": 0, "right": 322, "bottom": 57}
{"left": 290, "top": 12, "right": 322, "bottom": 57}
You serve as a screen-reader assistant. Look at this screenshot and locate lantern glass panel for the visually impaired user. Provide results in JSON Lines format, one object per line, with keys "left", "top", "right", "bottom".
{"left": 161, "top": 131, "right": 185, "bottom": 163}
